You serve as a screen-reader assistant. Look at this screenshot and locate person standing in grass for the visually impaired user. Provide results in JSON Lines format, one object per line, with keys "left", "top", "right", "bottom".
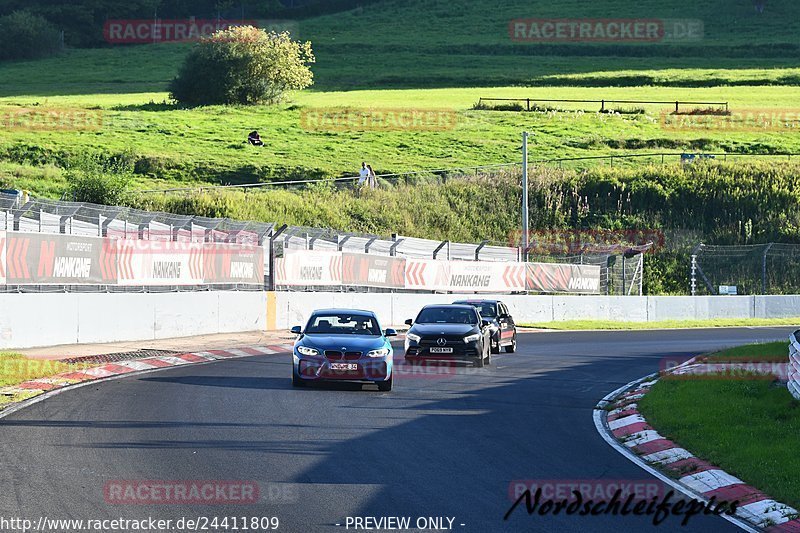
{"left": 367, "top": 164, "right": 377, "bottom": 189}
{"left": 358, "top": 162, "right": 370, "bottom": 186}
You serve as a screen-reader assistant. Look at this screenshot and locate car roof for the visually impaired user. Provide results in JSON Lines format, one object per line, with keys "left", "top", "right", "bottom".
{"left": 421, "top": 304, "right": 477, "bottom": 310}
{"left": 311, "top": 308, "right": 377, "bottom": 316}
{"left": 453, "top": 299, "right": 500, "bottom": 305}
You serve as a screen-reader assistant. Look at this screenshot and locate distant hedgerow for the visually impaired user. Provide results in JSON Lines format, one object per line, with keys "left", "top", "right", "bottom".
{"left": 0, "top": 10, "right": 61, "bottom": 61}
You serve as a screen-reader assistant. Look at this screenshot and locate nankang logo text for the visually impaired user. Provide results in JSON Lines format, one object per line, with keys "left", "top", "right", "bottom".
{"left": 300, "top": 266, "right": 323, "bottom": 280}
{"left": 568, "top": 277, "right": 600, "bottom": 291}
{"left": 53, "top": 257, "right": 91, "bottom": 278}
{"left": 450, "top": 274, "right": 491, "bottom": 287}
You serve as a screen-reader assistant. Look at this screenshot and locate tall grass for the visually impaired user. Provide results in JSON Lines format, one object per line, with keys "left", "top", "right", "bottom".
{"left": 131, "top": 161, "right": 800, "bottom": 244}
{"left": 126, "top": 161, "right": 800, "bottom": 294}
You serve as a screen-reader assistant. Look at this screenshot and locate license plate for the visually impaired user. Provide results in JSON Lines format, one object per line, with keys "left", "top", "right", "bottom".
{"left": 330, "top": 363, "right": 359, "bottom": 371}
{"left": 429, "top": 347, "right": 453, "bottom": 354}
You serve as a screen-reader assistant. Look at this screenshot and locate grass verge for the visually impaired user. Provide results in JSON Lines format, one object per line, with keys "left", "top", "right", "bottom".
{"left": 521, "top": 318, "right": 800, "bottom": 330}
{"left": 639, "top": 369, "right": 800, "bottom": 510}
{"left": 701, "top": 341, "right": 789, "bottom": 363}
{"left": 0, "top": 352, "right": 85, "bottom": 409}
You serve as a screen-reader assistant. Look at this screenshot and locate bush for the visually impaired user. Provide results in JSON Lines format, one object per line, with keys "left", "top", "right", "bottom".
{"left": 169, "top": 26, "right": 315, "bottom": 106}
{"left": 67, "top": 153, "right": 132, "bottom": 205}
{"left": 0, "top": 10, "right": 61, "bottom": 61}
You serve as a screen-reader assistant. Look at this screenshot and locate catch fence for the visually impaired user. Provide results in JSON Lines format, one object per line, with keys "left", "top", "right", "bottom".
{"left": 0, "top": 191, "right": 647, "bottom": 295}
{"left": 691, "top": 243, "right": 800, "bottom": 295}
{"left": 476, "top": 97, "right": 729, "bottom": 114}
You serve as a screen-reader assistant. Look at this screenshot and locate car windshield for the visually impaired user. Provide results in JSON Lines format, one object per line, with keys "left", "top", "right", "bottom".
{"left": 305, "top": 313, "right": 381, "bottom": 335}
{"left": 416, "top": 307, "right": 478, "bottom": 325}
{"left": 455, "top": 301, "right": 497, "bottom": 318}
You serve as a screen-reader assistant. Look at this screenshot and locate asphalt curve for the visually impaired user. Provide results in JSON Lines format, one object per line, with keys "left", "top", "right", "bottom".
{"left": 0, "top": 327, "right": 794, "bottom": 533}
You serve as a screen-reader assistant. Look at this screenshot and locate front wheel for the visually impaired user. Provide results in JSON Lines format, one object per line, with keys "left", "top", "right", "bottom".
{"left": 491, "top": 334, "right": 501, "bottom": 354}
{"left": 504, "top": 335, "right": 517, "bottom": 353}
{"left": 292, "top": 368, "right": 305, "bottom": 387}
{"left": 377, "top": 374, "right": 393, "bottom": 392}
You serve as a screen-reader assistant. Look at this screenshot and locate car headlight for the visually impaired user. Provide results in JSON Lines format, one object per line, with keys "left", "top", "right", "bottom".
{"left": 297, "top": 346, "right": 319, "bottom": 356}
{"left": 406, "top": 333, "right": 421, "bottom": 343}
{"left": 463, "top": 333, "right": 481, "bottom": 343}
{"left": 367, "top": 348, "right": 390, "bottom": 358}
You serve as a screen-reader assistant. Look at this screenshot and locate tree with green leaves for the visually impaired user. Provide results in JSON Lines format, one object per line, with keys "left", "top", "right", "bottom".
{"left": 169, "top": 25, "right": 315, "bottom": 106}
{"left": 0, "top": 10, "right": 61, "bottom": 60}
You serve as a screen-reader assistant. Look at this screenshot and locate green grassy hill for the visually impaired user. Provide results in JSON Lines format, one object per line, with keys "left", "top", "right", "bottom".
{"left": 1, "top": 0, "right": 798, "bottom": 294}
{"left": 0, "top": 0, "right": 798, "bottom": 195}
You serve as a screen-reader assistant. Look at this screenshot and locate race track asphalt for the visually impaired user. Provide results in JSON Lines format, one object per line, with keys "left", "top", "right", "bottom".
{"left": 0, "top": 327, "right": 794, "bottom": 533}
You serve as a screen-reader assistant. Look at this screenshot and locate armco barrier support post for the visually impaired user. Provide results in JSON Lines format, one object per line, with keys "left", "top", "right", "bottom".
{"left": 267, "top": 224, "right": 287, "bottom": 291}
{"left": 475, "top": 240, "right": 488, "bottom": 261}
{"left": 389, "top": 235, "right": 403, "bottom": 257}
{"left": 433, "top": 240, "right": 449, "bottom": 260}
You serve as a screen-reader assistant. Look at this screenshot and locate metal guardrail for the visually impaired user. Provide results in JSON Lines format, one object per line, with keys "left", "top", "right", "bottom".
{"left": 477, "top": 97, "right": 729, "bottom": 113}
{"left": 0, "top": 188, "right": 651, "bottom": 295}
{"left": 788, "top": 330, "right": 800, "bottom": 400}
{"left": 0, "top": 191, "right": 527, "bottom": 292}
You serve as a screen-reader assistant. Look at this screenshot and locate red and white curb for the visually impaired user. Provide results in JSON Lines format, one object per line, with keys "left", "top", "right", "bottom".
{"left": 595, "top": 363, "right": 800, "bottom": 532}
{"left": 0, "top": 344, "right": 293, "bottom": 414}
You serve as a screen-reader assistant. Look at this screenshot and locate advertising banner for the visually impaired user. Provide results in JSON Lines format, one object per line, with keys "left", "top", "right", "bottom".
{"left": 404, "top": 259, "right": 451, "bottom": 291}
{"left": 0, "top": 231, "right": 5, "bottom": 285}
{"left": 277, "top": 250, "right": 342, "bottom": 286}
{"left": 4, "top": 232, "right": 107, "bottom": 284}
{"left": 342, "top": 253, "right": 405, "bottom": 289}
{"left": 117, "top": 239, "right": 204, "bottom": 286}
{"left": 526, "top": 263, "right": 602, "bottom": 294}
{"left": 203, "top": 242, "right": 264, "bottom": 284}
{"left": 448, "top": 261, "right": 527, "bottom": 293}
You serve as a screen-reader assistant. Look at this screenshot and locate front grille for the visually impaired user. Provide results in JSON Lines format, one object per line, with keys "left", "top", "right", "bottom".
{"left": 419, "top": 335, "right": 466, "bottom": 346}
{"left": 325, "top": 351, "right": 362, "bottom": 360}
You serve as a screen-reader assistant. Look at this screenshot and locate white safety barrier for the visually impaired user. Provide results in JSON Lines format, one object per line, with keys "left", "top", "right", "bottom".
{"left": 0, "top": 291, "right": 267, "bottom": 349}
{"left": 270, "top": 292, "right": 800, "bottom": 330}
{"left": 789, "top": 331, "right": 800, "bottom": 400}
{"left": 4, "top": 291, "right": 800, "bottom": 351}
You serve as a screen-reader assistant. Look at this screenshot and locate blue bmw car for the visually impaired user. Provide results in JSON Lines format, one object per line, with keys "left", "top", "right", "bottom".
{"left": 291, "top": 309, "right": 396, "bottom": 391}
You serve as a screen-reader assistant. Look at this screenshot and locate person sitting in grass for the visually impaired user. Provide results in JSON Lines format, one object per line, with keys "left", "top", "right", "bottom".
{"left": 248, "top": 130, "right": 264, "bottom": 146}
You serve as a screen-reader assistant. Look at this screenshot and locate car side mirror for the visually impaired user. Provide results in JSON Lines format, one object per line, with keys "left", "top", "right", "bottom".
{"left": 291, "top": 326, "right": 302, "bottom": 335}
{"left": 481, "top": 320, "right": 491, "bottom": 328}
{"left": 404, "top": 319, "right": 413, "bottom": 326}
{"left": 385, "top": 328, "right": 397, "bottom": 337}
